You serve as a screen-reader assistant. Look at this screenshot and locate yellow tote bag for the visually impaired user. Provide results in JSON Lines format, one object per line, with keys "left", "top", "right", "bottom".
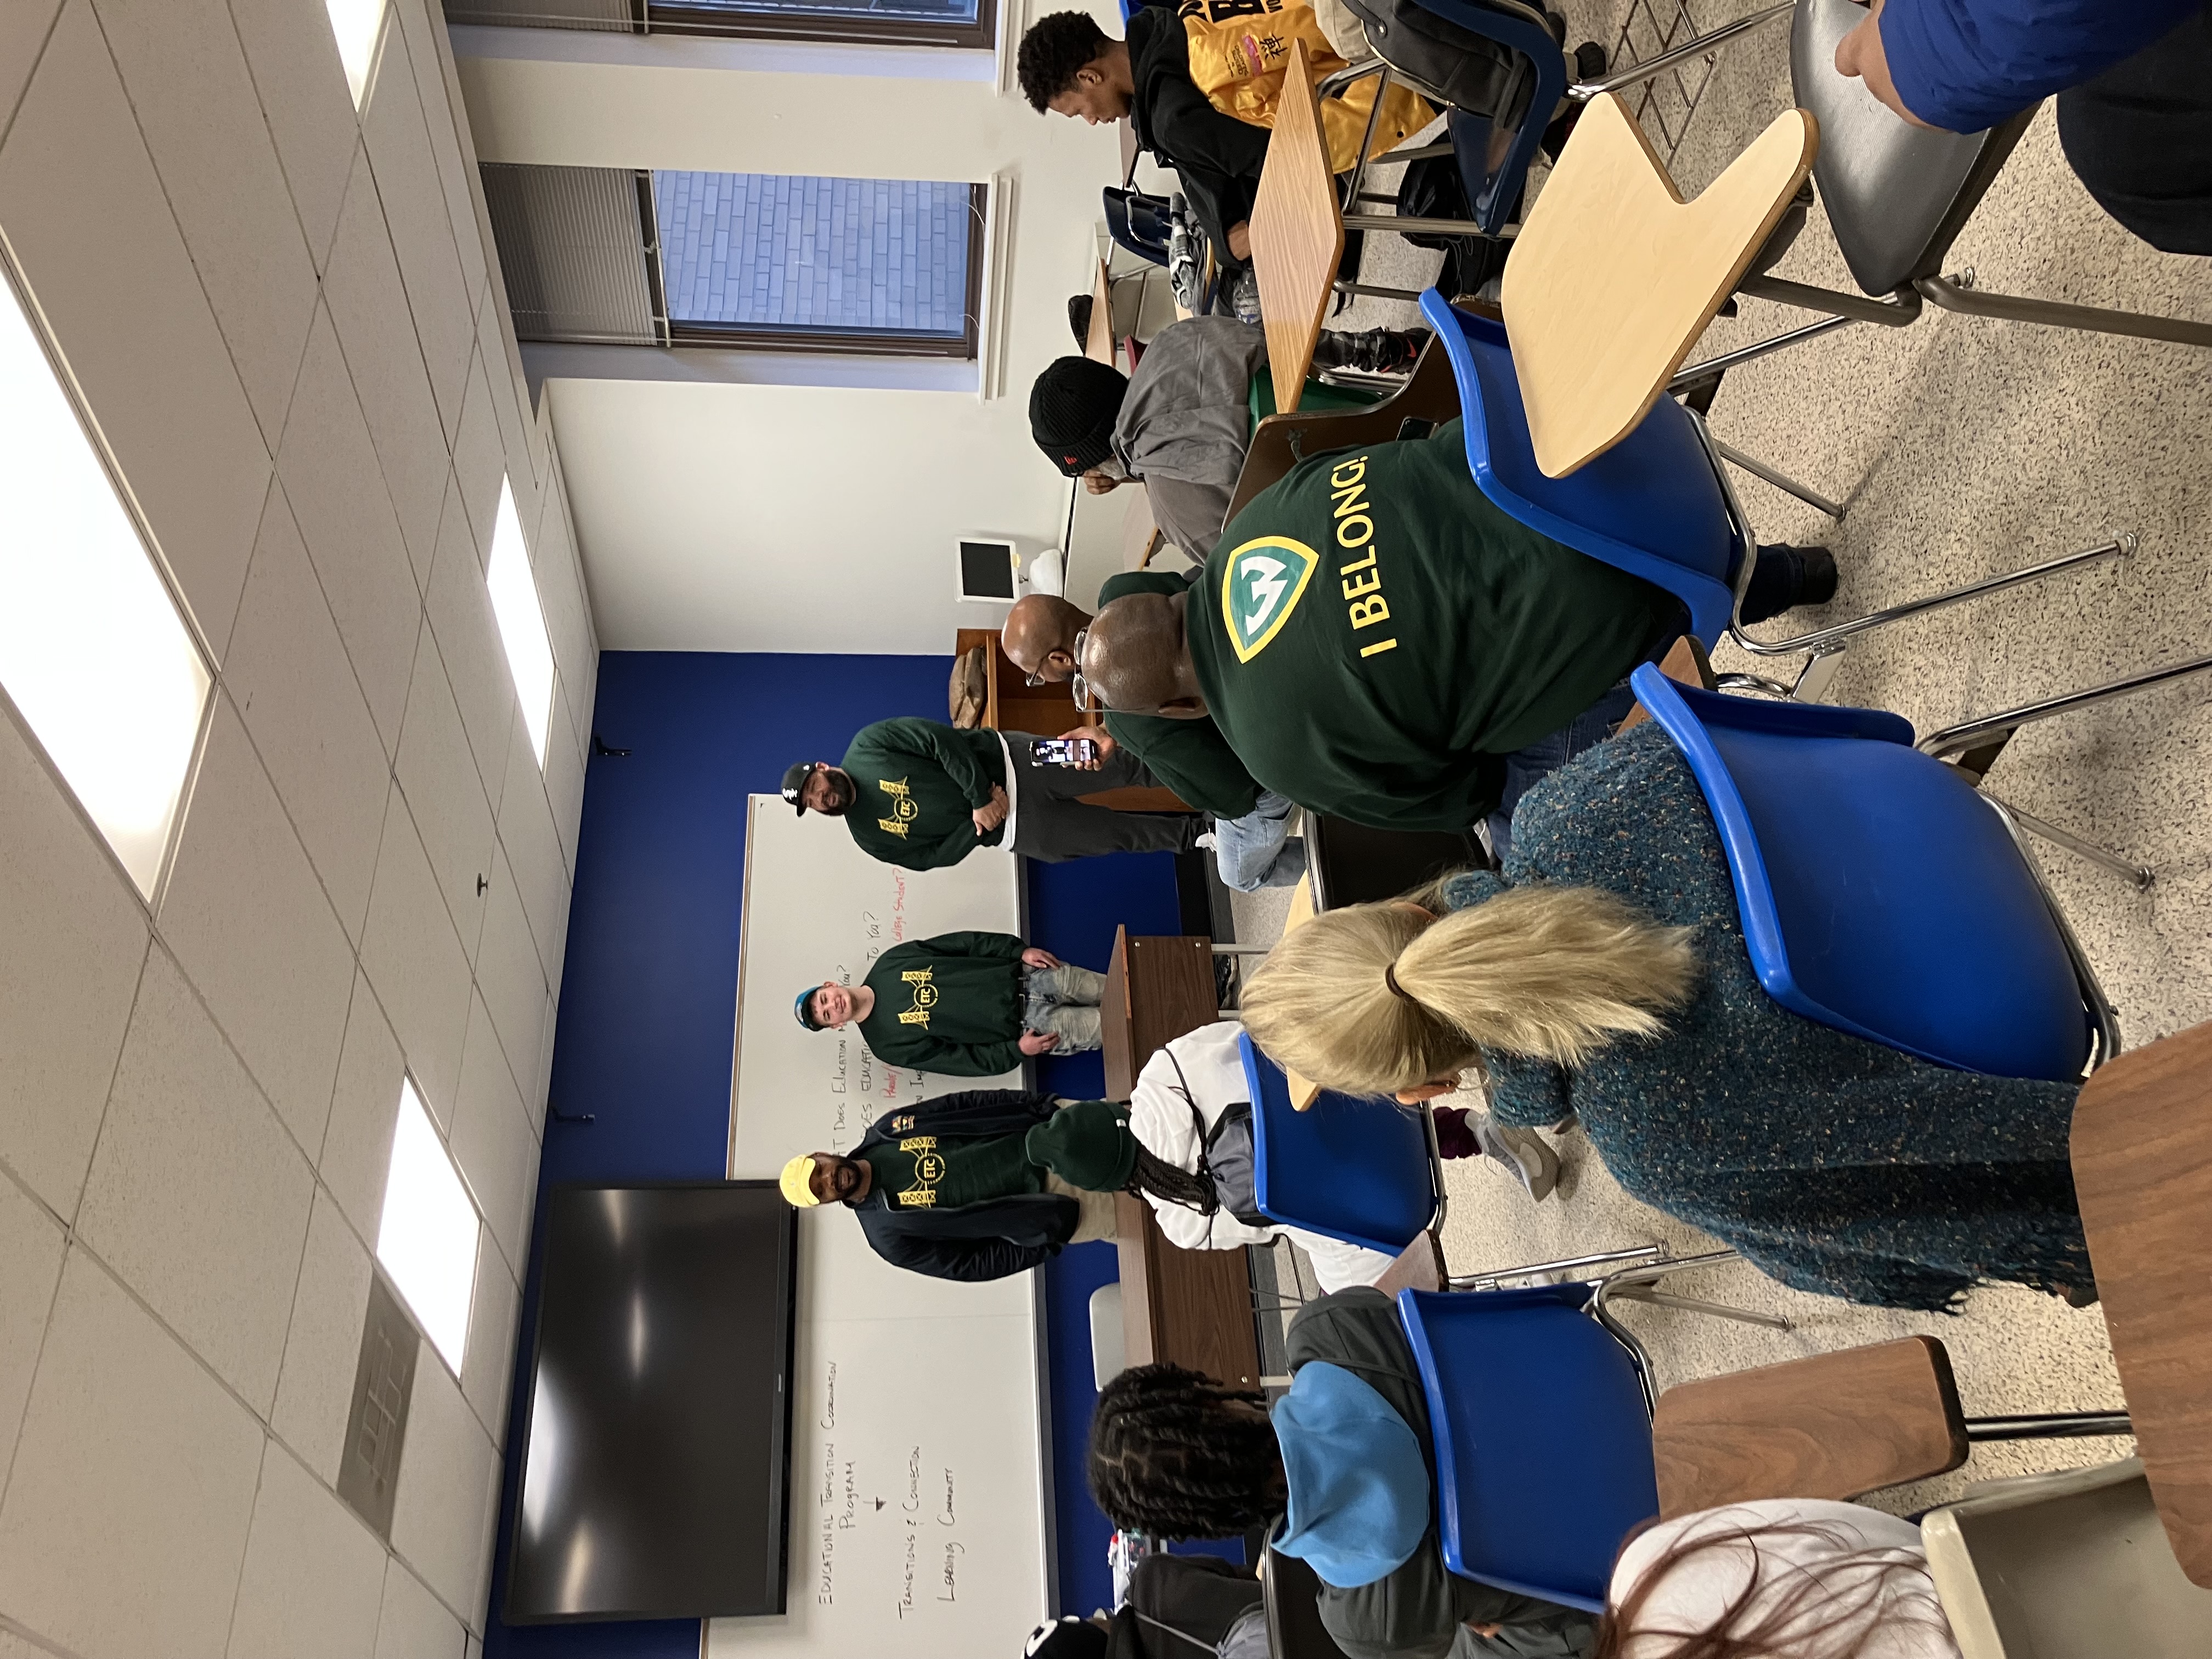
{"left": 1178, "top": 0, "right": 1435, "bottom": 172}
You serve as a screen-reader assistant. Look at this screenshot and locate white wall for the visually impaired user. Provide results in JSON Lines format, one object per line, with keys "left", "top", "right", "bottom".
{"left": 454, "top": 15, "right": 1131, "bottom": 654}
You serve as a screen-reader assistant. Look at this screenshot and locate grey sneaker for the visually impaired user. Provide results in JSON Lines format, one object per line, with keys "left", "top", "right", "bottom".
{"left": 1477, "top": 1119, "right": 1561, "bottom": 1203}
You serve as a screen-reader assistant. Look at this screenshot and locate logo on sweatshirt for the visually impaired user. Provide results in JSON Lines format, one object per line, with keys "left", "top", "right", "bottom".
{"left": 898, "top": 967, "right": 937, "bottom": 1027}
{"left": 876, "top": 776, "right": 918, "bottom": 838}
{"left": 1220, "top": 535, "right": 1319, "bottom": 662}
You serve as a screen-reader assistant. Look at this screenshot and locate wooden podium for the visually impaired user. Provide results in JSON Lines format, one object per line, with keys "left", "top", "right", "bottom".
{"left": 1101, "top": 928, "right": 1262, "bottom": 1390}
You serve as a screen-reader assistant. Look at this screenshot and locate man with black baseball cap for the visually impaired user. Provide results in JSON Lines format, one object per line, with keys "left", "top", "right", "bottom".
{"left": 1028, "top": 316, "right": 1427, "bottom": 560}
{"left": 785, "top": 715, "right": 1201, "bottom": 870}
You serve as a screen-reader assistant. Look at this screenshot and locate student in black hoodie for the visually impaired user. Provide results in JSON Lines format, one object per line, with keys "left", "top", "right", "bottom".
{"left": 1019, "top": 8, "right": 1270, "bottom": 266}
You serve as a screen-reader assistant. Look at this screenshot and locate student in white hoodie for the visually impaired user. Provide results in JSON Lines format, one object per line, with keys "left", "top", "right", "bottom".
{"left": 1124, "top": 1022, "right": 1557, "bottom": 1293}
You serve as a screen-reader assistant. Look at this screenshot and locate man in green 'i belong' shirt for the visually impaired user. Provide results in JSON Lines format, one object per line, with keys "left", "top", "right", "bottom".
{"left": 1076, "top": 420, "right": 1833, "bottom": 853}
{"left": 795, "top": 930, "right": 1107, "bottom": 1077}
{"left": 1000, "top": 582, "right": 1305, "bottom": 894}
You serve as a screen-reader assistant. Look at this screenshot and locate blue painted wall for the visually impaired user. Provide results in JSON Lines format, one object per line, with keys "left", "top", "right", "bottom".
{"left": 484, "top": 652, "right": 1178, "bottom": 1657}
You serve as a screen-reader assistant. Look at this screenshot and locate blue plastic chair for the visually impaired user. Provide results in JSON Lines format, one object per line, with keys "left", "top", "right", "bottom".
{"left": 1241, "top": 1032, "right": 1438, "bottom": 1256}
{"left": 1397, "top": 1286, "right": 1659, "bottom": 1611}
{"left": 1420, "top": 287, "right": 1750, "bottom": 644}
{"left": 1629, "top": 663, "right": 2103, "bottom": 1080}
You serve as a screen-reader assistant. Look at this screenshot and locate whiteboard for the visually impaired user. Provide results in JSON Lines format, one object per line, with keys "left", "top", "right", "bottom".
{"left": 714, "top": 797, "right": 1050, "bottom": 1659}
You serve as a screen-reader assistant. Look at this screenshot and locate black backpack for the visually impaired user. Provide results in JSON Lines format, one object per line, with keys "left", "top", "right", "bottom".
{"left": 1335, "top": 0, "right": 1558, "bottom": 127}
{"left": 1158, "top": 1051, "right": 1269, "bottom": 1232}
{"left": 1392, "top": 149, "right": 1514, "bottom": 297}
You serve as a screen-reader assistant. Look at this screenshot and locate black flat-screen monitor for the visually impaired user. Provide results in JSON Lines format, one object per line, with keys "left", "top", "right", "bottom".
{"left": 505, "top": 1182, "right": 798, "bottom": 1622}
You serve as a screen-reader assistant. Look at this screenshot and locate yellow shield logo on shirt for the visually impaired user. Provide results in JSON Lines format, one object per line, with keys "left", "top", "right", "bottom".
{"left": 1220, "top": 535, "right": 1320, "bottom": 663}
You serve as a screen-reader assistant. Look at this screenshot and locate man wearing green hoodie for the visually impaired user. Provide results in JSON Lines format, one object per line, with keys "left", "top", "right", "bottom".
{"left": 783, "top": 715, "right": 1201, "bottom": 870}
{"left": 796, "top": 930, "right": 1106, "bottom": 1076}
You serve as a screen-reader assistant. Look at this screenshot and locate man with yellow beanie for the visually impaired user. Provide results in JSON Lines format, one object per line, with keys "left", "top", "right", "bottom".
{"left": 779, "top": 1089, "right": 1211, "bottom": 1283}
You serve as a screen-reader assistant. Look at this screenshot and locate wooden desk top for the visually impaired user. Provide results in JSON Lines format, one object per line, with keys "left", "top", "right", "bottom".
{"left": 2072, "top": 1020, "right": 2212, "bottom": 1586}
{"left": 1102, "top": 927, "right": 1261, "bottom": 1389}
{"left": 1085, "top": 256, "right": 1115, "bottom": 366}
{"left": 1101, "top": 928, "right": 1219, "bottom": 1100}
{"left": 1500, "top": 94, "right": 1815, "bottom": 478}
{"left": 1248, "top": 39, "right": 1341, "bottom": 418}
{"left": 1653, "top": 1336, "right": 1968, "bottom": 1517}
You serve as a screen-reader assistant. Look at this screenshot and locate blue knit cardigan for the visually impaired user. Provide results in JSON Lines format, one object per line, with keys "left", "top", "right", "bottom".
{"left": 1449, "top": 723, "right": 2090, "bottom": 1312}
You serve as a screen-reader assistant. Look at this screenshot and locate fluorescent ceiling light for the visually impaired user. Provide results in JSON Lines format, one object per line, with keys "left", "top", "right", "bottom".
{"left": 0, "top": 259, "right": 210, "bottom": 898}
{"left": 324, "top": 0, "right": 387, "bottom": 108}
{"left": 376, "top": 1079, "right": 479, "bottom": 1373}
{"left": 486, "top": 477, "right": 555, "bottom": 766}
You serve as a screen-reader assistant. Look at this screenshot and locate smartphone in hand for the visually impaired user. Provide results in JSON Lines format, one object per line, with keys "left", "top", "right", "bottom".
{"left": 1031, "top": 737, "right": 1099, "bottom": 767}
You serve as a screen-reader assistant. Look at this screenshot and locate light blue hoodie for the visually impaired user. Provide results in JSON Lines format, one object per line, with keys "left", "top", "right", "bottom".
{"left": 1268, "top": 1361, "right": 1431, "bottom": 1589}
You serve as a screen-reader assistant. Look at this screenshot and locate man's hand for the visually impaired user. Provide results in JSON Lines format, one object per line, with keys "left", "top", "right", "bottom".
{"left": 1466, "top": 1624, "right": 1502, "bottom": 1640}
{"left": 972, "top": 783, "right": 1011, "bottom": 836}
{"left": 1083, "top": 470, "right": 1121, "bottom": 495}
{"left": 1020, "top": 947, "right": 1062, "bottom": 969}
{"left": 1227, "top": 221, "right": 1252, "bottom": 261}
{"left": 1833, "top": 0, "right": 1936, "bottom": 128}
{"left": 1019, "top": 1030, "right": 1063, "bottom": 1056}
{"left": 1053, "top": 726, "right": 1115, "bottom": 771}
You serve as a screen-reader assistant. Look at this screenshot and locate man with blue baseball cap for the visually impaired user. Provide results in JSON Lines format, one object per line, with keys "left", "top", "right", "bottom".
{"left": 794, "top": 930, "right": 1104, "bottom": 1076}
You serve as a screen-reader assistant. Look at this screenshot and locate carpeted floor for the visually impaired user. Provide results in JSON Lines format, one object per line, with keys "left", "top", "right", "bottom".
{"left": 1230, "top": 0, "right": 2210, "bottom": 1511}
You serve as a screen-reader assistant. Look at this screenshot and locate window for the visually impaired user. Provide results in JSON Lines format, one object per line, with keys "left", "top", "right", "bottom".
{"left": 650, "top": 0, "right": 995, "bottom": 48}
{"left": 654, "top": 172, "right": 984, "bottom": 357}
{"left": 480, "top": 164, "right": 986, "bottom": 358}
{"left": 376, "top": 1079, "right": 480, "bottom": 1373}
{"left": 324, "top": 0, "right": 390, "bottom": 107}
{"left": 0, "top": 250, "right": 212, "bottom": 899}
{"left": 443, "top": 0, "right": 996, "bottom": 50}
{"left": 486, "top": 478, "right": 557, "bottom": 766}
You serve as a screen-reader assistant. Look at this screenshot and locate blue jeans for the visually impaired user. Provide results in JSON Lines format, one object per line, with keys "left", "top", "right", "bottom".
{"left": 1209, "top": 790, "right": 1309, "bottom": 892}
{"left": 1485, "top": 682, "right": 1639, "bottom": 864}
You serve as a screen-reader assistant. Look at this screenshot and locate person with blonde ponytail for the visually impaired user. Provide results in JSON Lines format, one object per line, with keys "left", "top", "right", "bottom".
{"left": 1242, "top": 723, "right": 2094, "bottom": 1313}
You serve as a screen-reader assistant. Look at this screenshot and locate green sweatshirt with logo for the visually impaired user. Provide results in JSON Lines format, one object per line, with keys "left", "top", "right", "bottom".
{"left": 839, "top": 719, "right": 1009, "bottom": 871}
{"left": 1098, "top": 570, "right": 1265, "bottom": 819}
{"left": 1185, "top": 420, "right": 1680, "bottom": 832}
{"left": 855, "top": 931, "right": 1029, "bottom": 1076}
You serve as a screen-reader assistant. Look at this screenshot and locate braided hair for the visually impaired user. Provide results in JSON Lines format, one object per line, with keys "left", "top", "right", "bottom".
{"left": 1125, "top": 1143, "right": 1219, "bottom": 1214}
{"left": 1088, "top": 1363, "right": 1283, "bottom": 1539}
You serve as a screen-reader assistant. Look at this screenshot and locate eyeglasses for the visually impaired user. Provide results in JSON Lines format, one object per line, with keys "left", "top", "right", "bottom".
{"left": 1069, "top": 627, "right": 1110, "bottom": 712}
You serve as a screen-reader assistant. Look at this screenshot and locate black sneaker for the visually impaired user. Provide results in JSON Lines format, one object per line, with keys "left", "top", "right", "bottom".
{"left": 1574, "top": 41, "right": 1609, "bottom": 82}
{"left": 1788, "top": 545, "right": 1838, "bottom": 607}
{"left": 1314, "top": 326, "right": 1432, "bottom": 374}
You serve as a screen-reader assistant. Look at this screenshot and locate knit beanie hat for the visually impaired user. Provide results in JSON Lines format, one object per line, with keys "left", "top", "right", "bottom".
{"left": 1030, "top": 356, "right": 1130, "bottom": 476}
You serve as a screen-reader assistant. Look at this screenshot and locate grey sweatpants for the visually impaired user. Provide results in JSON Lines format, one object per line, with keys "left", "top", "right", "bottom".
{"left": 1023, "top": 962, "right": 1105, "bottom": 1054}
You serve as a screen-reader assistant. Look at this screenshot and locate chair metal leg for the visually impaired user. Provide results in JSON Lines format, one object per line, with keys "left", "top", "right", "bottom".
{"left": 1729, "top": 533, "right": 2135, "bottom": 662}
{"left": 1336, "top": 280, "right": 1438, "bottom": 302}
{"left": 1712, "top": 438, "right": 1846, "bottom": 518}
{"left": 1607, "top": 1286, "right": 1793, "bottom": 1329}
{"left": 1963, "top": 1411, "right": 2133, "bottom": 1442}
{"left": 1917, "top": 646, "right": 2212, "bottom": 777}
{"left": 1448, "top": 1244, "right": 1664, "bottom": 1291}
{"left": 1594, "top": 1301, "right": 1661, "bottom": 1416}
{"left": 1981, "top": 792, "right": 2154, "bottom": 889}
{"left": 1589, "top": 1249, "right": 1792, "bottom": 1333}
{"left": 1918, "top": 270, "right": 2212, "bottom": 350}
{"left": 1714, "top": 672, "right": 1799, "bottom": 698}
{"left": 1738, "top": 273, "right": 1927, "bottom": 329}
{"left": 1671, "top": 314, "right": 1857, "bottom": 390}
{"left": 1343, "top": 210, "right": 1522, "bottom": 238}
{"left": 1568, "top": 0, "right": 1795, "bottom": 101}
